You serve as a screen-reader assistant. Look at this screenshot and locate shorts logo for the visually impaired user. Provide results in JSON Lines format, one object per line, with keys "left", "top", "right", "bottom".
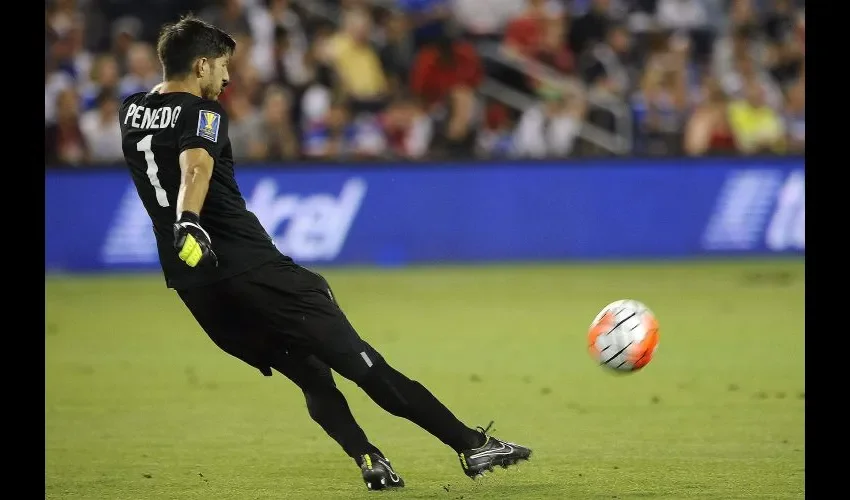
{"left": 197, "top": 110, "right": 220, "bottom": 142}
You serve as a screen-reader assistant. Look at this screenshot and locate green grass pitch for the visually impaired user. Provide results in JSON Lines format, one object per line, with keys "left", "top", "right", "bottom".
{"left": 46, "top": 259, "right": 804, "bottom": 499}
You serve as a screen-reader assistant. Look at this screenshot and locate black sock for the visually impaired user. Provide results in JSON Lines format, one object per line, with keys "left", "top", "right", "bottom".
{"left": 357, "top": 361, "right": 484, "bottom": 453}
{"left": 303, "top": 385, "right": 383, "bottom": 463}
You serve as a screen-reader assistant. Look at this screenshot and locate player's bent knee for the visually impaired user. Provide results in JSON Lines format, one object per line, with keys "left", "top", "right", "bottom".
{"left": 321, "top": 343, "right": 386, "bottom": 385}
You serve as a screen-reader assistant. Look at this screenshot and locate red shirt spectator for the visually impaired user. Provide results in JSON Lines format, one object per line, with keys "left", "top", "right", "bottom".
{"left": 410, "top": 38, "right": 484, "bottom": 108}
{"left": 528, "top": 17, "right": 575, "bottom": 89}
{"left": 503, "top": 0, "right": 548, "bottom": 57}
{"left": 380, "top": 99, "right": 434, "bottom": 159}
{"left": 46, "top": 88, "right": 89, "bottom": 166}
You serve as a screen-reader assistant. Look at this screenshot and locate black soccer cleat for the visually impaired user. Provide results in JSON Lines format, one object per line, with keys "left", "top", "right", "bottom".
{"left": 458, "top": 423, "right": 532, "bottom": 479}
{"left": 360, "top": 453, "right": 405, "bottom": 491}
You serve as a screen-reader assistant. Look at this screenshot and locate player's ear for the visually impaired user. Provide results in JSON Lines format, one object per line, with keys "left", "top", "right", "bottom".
{"left": 195, "top": 57, "right": 208, "bottom": 78}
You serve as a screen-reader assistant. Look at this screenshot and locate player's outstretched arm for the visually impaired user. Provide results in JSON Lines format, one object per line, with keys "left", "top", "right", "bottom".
{"left": 173, "top": 148, "right": 217, "bottom": 268}
{"left": 176, "top": 148, "right": 213, "bottom": 217}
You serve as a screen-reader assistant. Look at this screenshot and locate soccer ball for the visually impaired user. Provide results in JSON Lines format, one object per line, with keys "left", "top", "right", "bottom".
{"left": 587, "top": 299, "right": 660, "bottom": 372}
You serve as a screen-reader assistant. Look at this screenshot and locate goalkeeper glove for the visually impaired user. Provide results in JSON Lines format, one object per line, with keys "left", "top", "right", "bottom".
{"left": 173, "top": 211, "right": 218, "bottom": 268}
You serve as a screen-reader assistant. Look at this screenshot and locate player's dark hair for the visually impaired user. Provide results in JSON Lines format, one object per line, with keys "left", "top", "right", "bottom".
{"left": 156, "top": 14, "right": 236, "bottom": 80}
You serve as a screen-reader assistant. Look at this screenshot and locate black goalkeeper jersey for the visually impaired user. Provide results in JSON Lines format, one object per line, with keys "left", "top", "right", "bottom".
{"left": 119, "top": 91, "right": 282, "bottom": 289}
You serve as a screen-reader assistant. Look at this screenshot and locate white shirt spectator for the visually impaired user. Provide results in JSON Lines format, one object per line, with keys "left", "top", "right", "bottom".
{"left": 712, "top": 36, "right": 766, "bottom": 91}
{"left": 513, "top": 103, "right": 582, "bottom": 158}
{"left": 656, "top": 0, "right": 708, "bottom": 30}
{"left": 45, "top": 71, "right": 74, "bottom": 125}
{"left": 118, "top": 43, "right": 160, "bottom": 99}
{"left": 404, "top": 115, "right": 434, "bottom": 159}
{"left": 720, "top": 71, "right": 783, "bottom": 110}
{"left": 229, "top": 112, "right": 265, "bottom": 161}
{"left": 44, "top": 71, "right": 74, "bottom": 127}
{"left": 301, "top": 83, "right": 332, "bottom": 127}
{"left": 79, "top": 109, "right": 124, "bottom": 162}
{"left": 451, "top": 0, "right": 524, "bottom": 35}
{"left": 247, "top": 2, "right": 308, "bottom": 84}
{"left": 350, "top": 114, "right": 388, "bottom": 158}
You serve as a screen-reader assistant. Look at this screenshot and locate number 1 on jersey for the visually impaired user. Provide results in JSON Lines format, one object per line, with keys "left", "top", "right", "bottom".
{"left": 136, "top": 134, "right": 170, "bottom": 207}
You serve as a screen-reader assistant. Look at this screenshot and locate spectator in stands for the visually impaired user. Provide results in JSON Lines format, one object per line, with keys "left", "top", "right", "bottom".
{"left": 579, "top": 22, "right": 633, "bottom": 100}
{"left": 200, "top": 0, "right": 252, "bottom": 39}
{"left": 43, "top": 0, "right": 807, "bottom": 163}
{"left": 410, "top": 32, "right": 484, "bottom": 111}
{"left": 301, "top": 99, "right": 356, "bottom": 159}
{"left": 229, "top": 48, "right": 265, "bottom": 108}
{"left": 271, "top": 23, "right": 312, "bottom": 91}
{"left": 45, "top": 56, "right": 75, "bottom": 125}
{"left": 79, "top": 89, "right": 123, "bottom": 163}
{"left": 48, "top": 21, "right": 84, "bottom": 82}
{"left": 323, "top": 7, "right": 389, "bottom": 113}
{"left": 570, "top": 0, "right": 615, "bottom": 57}
{"left": 795, "top": 8, "right": 805, "bottom": 53}
{"left": 350, "top": 112, "right": 390, "bottom": 159}
{"left": 258, "top": 85, "right": 300, "bottom": 160}
{"left": 764, "top": 17, "right": 804, "bottom": 90}
{"left": 727, "top": 79, "right": 785, "bottom": 155}
{"left": 380, "top": 9, "right": 415, "bottom": 93}
{"left": 268, "top": 25, "right": 290, "bottom": 85}
{"left": 513, "top": 83, "right": 585, "bottom": 159}
{"left": 783, "top": 77, "right": 804, "bottom": 154}
{"left": 493, "top": 0, "right": 548, "bottom": 95}
{"left": 656, "top": 0, "right": 709, "bottom": 33}
{"left": 247, "top": 0, "right": 308, "bottom": 84}
{"left": 721, "top": 53, "right": 782, "bottom": 110}
{"left": 502, "top": 7, "right": 575, "bottom": 95}
{"left": 430, "top": 86, "right": 479, "bottom": 158}
{"left": 452, "top": 0, "right": 523, "bottom": 42}
{"left": 397, "top": 0, "right": 451, "bottom": 52}
{"left": 62, "top": 14, "right": 93, "bottom": 84}
{"left": 80, "top": 54, "right": 120, "bottom": 112}
{"left": 767, "top": 39, "right": 803, "bottom": 91}
{"left": 301, "top": 65, "right": 335, "bottom": 130}
{"left": 655, "top": 0, "right": 715, "bottom": 67}
{"left": 269, "top": 25, "right": 314, "bottom": 140}
{"left": 46, "top": 0, "right": 80, "bottom": 40}
{"left": 683, "top": 76, "right": 737, "bottom": 157}
{"left": 46, "top": 88, "right": 89, "bottom": 166}
{"left": 110, "top": 16, "right": 144, "bottom": 74}
{"left": 632, "top": 41, "right": 689, "bottom": 156}
{"left": 205, "top": 29, "right": 252, "bottom": 106}
{"left": 728, "top": 0, "right": 759, "bottom": 31}
{"left": 476, "top": 101, "right": 515, "bottom": 158}
{"left": 700, "top": 0, "right": 729, "bottom": 33}
{"left": 228, "top": 31, "right": 256, "bottom": 81}
{"left": 502, "top": 0, "right": 549, "bottom": 60}
{"left": 118, "top": 42, "right": 160, "bottom": 100}
{"left": 226, "top": 91, "right": 267, "bottom": 161}
{"left": 380, "top": 96, "right": 433, "bottom": 160}
{"left": 531, "top": 16, "right": 575, "bottom": 80}
{"left": 713, "top": 23, "right": 766, "bottom": 96}
{"left": 763, "top": 0, "right": 797, "bottom": 45}
{"left": 579, "top": 67, "right": 620, "bottom": 157}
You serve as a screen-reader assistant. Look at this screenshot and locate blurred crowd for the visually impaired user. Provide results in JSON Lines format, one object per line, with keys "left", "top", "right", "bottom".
{"left": 45, "top": 0, "right": 805, "bottom": 165}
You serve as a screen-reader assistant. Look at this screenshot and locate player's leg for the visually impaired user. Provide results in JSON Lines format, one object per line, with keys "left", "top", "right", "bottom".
{"left": 270, "top": 348, "right": 377, "bottom": 460}
{"left": 176, "top": 277, "right": 377, "bottom": 457}
{"left": 325, "top": 334, "right": 533, "bottom": 478}
{"left": 177, "top": 281, "right": 277, "bottom": 377}
{"left": 267, "top": 264, "right": 532, "bottom": 477}
{"left": 267, "top": 347, "right": 405, "bottom": 489}
{"left": 176, "top": 267, "right": 404, "bottom": 490}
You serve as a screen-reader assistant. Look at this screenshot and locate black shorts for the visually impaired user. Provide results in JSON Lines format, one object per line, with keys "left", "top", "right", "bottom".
{"left": 176, "top": 257, "right": 383, "bottom": 382}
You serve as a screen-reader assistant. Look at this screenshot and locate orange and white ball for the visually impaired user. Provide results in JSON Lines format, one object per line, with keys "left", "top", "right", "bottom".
{"left": 588, "top": 300, "right": 660, "bottom": 372}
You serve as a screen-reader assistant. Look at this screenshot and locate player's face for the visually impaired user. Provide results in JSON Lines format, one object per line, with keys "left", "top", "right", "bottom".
{"left": 200, "top": 56, "right": 230, "bottom": 101}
